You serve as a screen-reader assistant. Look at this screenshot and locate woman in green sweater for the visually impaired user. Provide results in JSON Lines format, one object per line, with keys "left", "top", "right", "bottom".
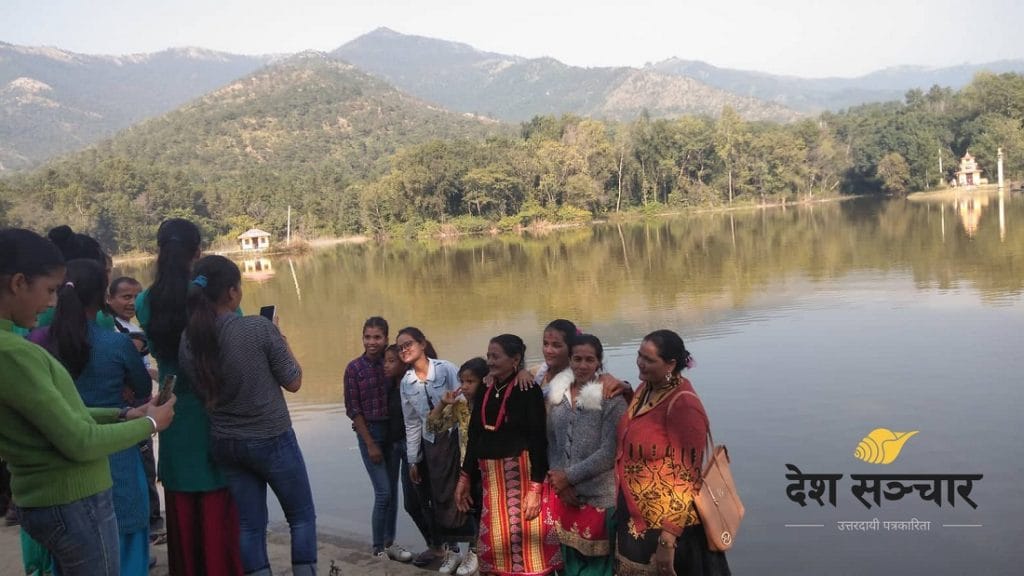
{"left": 0, "top": 228, "right": 176, "bottom": 576}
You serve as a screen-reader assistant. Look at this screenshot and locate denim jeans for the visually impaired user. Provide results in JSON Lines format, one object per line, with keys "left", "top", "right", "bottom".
{"left": 212, "top": 428, "right": 317, "bottom": 576}
{"left": 356, "top": 421, "right": 400, "bottom": 552}
{"left": 18, "top": 490, "right": 119, "bottom": 576}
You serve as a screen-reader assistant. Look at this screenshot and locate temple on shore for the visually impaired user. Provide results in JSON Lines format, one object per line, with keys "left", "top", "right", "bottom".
{"left": 954, "top": 151, "right": 988, "bottom": 187}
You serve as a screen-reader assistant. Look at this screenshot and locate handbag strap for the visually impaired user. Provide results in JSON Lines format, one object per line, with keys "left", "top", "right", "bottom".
{"left": 674, "top": 390, "right": 716, "bottom": 472}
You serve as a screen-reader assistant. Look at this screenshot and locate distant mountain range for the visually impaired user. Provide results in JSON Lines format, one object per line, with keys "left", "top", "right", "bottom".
{"left": 646, "top": 57, "right": 1024, "bottom": 112}
{"left": 0, "top": 42, "right": 271, "bottom": 170}
{"left": 331, "top": 28, "right": 800, "bottom": 124}
{"left": 2, "top": 28, "right": 1022, "bottom": 172}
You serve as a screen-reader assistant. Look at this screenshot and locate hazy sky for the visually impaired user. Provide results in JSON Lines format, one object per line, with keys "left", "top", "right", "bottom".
{"left": 2, "top": 0, "right": 1021, "bottom": 77}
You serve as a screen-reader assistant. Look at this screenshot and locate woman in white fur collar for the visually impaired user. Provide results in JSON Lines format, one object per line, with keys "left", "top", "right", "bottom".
{"left": 546, "top": 334, "right": 628, "bottom": 576}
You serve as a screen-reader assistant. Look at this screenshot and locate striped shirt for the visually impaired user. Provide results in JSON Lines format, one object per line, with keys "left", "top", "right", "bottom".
{"left": 179, "top": 314, "right": 301, "bottom": 440}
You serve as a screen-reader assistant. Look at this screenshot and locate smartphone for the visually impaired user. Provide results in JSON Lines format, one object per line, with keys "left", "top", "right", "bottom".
{"left": 259, "top": 305, "right": 276, "bottom": 322}
{"left": 157, "top": 375, "right": 176, "bottom": 406}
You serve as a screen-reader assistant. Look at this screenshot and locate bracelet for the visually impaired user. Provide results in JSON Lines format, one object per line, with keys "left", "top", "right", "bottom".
{"left": 658, "top": 536, "right": 677, "bottom": 549}
{"left": 528, "top": 482, "right": 544, "bottom": 495}
{"left": 144, "top": 416, "right": 158, "bottom": 434}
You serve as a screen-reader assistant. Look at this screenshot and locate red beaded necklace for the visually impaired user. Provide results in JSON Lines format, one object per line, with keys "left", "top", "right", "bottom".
{"left": 481, "top": 373, "right": 517, "bottom": 431}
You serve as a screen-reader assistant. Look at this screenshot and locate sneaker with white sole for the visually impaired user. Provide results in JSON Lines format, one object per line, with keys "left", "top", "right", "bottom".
{"left": 385, "top": 544, "right": 413, "bottom": 563}
{"left": 375, "top": 550, "right": 389, "bottom": 561}
{"left": 438, "top": 548, "right": 462, "bottom": 575}
{"left": 456, "top": 550, "right": 478, "bottom": 576}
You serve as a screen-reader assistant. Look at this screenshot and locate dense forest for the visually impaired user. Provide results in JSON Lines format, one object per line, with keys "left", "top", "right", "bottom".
{"left": 0, "top": 67, "right": 1022, "bottom": 254}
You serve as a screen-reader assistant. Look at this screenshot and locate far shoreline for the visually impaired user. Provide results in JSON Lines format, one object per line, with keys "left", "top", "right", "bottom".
{"left": 113, "top": 193, "right": 860, "bottom": 266}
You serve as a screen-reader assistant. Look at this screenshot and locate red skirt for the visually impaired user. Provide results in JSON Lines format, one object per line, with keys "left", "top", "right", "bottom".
{"left": 549, "top": 494, "right": 611, "bottom": 557}
{"left": 165, "top": 488, "right": 243, "bottom": 575}
{"left": 477, "top": 452, "right": 562, "bottom": 576}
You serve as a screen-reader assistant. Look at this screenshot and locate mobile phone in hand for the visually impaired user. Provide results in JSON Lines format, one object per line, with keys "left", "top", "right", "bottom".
{"left": 157, "top": 375, "right": 176, "bottom": 406}
{"left": 259, "top": 305, "right": 276, "bottom": 322}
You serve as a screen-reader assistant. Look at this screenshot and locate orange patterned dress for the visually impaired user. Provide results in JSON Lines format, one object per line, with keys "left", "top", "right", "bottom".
{"left": 614, "top": 378, "right": 713, "bottom": 575}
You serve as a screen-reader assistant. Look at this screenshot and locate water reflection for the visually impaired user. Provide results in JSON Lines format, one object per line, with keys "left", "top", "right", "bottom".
{"left": 241, "top": 257, "right": 275, "bottom": 282}
{"left": 115, "top": 194, "right": 1024, "bottom": 405}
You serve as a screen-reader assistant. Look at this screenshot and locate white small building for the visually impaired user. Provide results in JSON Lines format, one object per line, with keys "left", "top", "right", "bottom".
{"left": 238, "top": 228, "right": 271, "bottom": 251}
{"left": 954, "top": 152, "right": 988, "bottom": 187}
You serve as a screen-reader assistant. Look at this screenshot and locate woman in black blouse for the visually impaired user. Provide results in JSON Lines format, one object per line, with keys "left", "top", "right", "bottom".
{"left": 456, "top": 334, "right": 561, "bottom": 576}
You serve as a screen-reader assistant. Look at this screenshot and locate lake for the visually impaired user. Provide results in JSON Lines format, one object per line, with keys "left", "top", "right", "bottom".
{"left": 118, "top": 190, "right": 1024, "bottom": 575}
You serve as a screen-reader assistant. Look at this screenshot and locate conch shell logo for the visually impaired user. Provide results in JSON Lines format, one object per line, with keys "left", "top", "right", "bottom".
{"left": 853, "top": 428, "right": 918, "bottom": 464}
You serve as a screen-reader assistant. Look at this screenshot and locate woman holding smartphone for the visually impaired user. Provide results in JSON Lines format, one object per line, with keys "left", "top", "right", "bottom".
{"left": 180, "top": 255, "right": 316, "bottom": 576}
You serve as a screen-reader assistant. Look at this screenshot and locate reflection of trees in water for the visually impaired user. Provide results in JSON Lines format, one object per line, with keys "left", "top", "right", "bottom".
{"left": 120, "top": 195, "right": 1023, "bottom": 404}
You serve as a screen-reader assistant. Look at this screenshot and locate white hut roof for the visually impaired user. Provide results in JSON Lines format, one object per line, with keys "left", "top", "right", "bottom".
{"left": 237, "top": 228, "right": 271, "bottom": 240}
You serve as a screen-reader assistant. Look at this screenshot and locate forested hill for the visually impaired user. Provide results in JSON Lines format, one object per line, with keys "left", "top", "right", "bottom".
{"left": 332, "top": 27, "right": 801, "bottom": 123}
{"left": 648, "top": 58, "right": 1024, "bottom": 113}
{"left": 0, "top": 52, "right": 507, "bottom": 251}
{"left": 0, "top": 42, "right": 270, "bottom": 170}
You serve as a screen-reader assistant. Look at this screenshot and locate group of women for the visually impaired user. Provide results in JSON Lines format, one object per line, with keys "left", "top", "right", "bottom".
{"left": 0, "top": 221, "right": 316, "bottom": 576}
{"left": 0, "top": 216, "right": 730, "bottom": 576}
{"left": 347, "top": 318, "right": 732, "bottom": 576}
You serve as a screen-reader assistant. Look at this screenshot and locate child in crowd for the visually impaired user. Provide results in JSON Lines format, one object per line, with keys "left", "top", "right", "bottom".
{"left": 427, "top": 357, "right": 488, "bottom": 576}
{"left": 383, "top": 344, "right": 438, "bottom": 567}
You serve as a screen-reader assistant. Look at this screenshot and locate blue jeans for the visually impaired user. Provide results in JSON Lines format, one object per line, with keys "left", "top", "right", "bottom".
{"left": 212, "top": 428, "right": 317, "bottom": 576}
{"left": 357, "top": 421, "right": 400, "bottom": 552}
{"left": 18, "top": 490, "right": 119, "bottom": 576}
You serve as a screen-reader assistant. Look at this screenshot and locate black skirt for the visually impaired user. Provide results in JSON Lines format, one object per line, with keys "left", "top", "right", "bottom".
{"left": 613, "top": 494, "right": 731, "bottom": 576}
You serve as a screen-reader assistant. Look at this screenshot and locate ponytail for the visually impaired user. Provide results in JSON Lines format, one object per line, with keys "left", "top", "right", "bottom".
{"left": 50, "top": 259, "right": 106, "bottom": 379}
{"left": 184, "top": 255, "right": 241, "bottom": 406}
{"left": 147, "top": 219, "right": 201, "bottom": 361}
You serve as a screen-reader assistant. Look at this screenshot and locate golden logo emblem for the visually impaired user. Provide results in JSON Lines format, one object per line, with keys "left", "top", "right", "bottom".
{"left": 853, "top": 428, "right": 918, "bottom": 465}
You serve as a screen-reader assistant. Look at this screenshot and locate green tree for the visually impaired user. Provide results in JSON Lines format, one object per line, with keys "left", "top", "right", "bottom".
{"left": 877, "top": 152, "right": 911, "bottom": 195}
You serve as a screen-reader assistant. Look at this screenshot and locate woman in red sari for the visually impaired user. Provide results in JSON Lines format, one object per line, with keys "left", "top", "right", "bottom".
{"left": 456, "top": 334, "right": 561, "bottom": 576}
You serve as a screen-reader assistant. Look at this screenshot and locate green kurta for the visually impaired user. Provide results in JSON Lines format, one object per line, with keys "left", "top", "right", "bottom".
{"left": 135, "top": 290, "right": 225, "bottom": 492}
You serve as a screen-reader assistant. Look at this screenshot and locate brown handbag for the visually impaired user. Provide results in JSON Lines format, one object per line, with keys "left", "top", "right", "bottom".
{"left": 678, "top": 390, "right": 745, "bottom": 552}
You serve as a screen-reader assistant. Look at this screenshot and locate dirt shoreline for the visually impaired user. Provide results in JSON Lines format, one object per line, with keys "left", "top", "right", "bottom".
{"left": 0, "top": 523, "right": 422, "bottom": 575}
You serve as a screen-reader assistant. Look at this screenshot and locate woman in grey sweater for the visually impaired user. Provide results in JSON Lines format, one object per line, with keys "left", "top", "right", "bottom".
{"left": 546, "top": 334, "right": 627, "bottom": 576}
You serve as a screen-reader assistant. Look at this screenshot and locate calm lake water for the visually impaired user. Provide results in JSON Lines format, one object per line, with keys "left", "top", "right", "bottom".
{"left": 118, "top": 191, "right": 1024, "bottom": 575}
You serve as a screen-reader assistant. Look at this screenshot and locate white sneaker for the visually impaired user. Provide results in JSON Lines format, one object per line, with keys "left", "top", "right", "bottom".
{"left": 456, "top": 550, "right": 478, "bottom": 576}
{"left": 375, "top": 550, "right": 389, "bottom": 561}
{"left": 438, "top": 548, "right": 462, "bottom": 575}
{"left": 385, "top": 544, "right": 413, "bottom": 563}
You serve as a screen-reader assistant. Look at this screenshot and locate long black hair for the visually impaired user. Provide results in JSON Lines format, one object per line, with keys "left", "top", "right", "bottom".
{"left": 184, "top": 255, "right": 241, "bottom": 406}
{"left": 0, "top": 228, "right": 65, "bottom": 287}
{"left": 146, "top": 219, "right": 201, "bottom": 361}
{"left": 50, "top": 259, "right": 107, "bottom": 378}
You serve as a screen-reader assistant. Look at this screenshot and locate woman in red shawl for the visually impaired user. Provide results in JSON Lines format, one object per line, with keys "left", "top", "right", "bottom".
{"left": 614, "top": 330, "right": 730, "bottom": 576}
